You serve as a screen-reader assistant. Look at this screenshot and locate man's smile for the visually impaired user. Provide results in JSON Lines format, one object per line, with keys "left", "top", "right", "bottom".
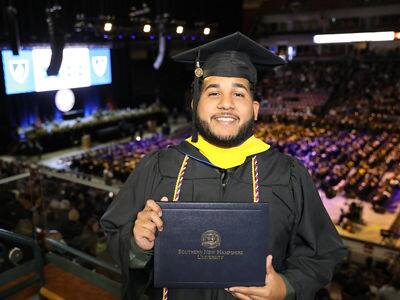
{"left": 211, "top": 114, "right": 240, "bottom": 124}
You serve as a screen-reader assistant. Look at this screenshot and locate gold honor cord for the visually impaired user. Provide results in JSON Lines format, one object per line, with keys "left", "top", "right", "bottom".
{"left": 251, "top": 156, "right": 260, "bottom": 203}
{"left": 161, "top": 155, "right": 260, "bottom": 300}
{"left": 173, "top": 155, "right": 189, "bottom": 202}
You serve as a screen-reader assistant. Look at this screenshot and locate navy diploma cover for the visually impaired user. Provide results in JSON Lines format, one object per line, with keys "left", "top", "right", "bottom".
{"left": 154, "top": 202, "right": 269, "bottom": 288}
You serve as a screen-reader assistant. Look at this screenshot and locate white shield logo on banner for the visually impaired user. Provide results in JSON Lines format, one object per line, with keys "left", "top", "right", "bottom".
{"left": 9, "top": 59, "right": 29, "bottom": 84}
{"left": 91, "top": 56, "right": 107, "bottom": 77}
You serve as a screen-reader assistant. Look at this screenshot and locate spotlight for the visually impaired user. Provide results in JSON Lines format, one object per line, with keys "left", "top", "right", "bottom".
{"left": 143, "top": 24, "right": 151, "bottom": 33}
{"left": 104, "top": 22, "right": 112, "bottom": 32}
{"left": 314, "top": 31, "right": 396, "bottom": 44}
{"left": 176, "top": 26, "right": 184, "bottom": 34}
{"left": 203, "top": 27, "right": 210, "bottom": 35}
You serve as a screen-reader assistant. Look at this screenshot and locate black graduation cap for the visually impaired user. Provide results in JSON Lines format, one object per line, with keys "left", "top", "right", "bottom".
{"left": 172, "top": 31, "right": 286, "bottom": 142}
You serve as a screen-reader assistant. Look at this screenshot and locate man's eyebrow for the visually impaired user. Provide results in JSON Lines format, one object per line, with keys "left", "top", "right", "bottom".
{"left": 232, "top": 82, "right": 249, "bottom": 92}
{"left": 203, "top": 83, "right": 220, "bottom": 91}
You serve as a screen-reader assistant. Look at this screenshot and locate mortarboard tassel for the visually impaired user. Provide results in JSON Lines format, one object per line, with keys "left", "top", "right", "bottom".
{"left": 191, "top": 49, "right": 203, "bottom": 142}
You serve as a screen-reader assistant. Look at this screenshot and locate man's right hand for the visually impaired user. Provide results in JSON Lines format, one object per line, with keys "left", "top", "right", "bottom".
{"left": 133, "top": 197, "right": 167, "bottom": 251}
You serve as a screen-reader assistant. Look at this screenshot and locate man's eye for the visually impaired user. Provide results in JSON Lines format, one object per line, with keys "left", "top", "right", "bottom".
{"left": 234, "top": 92, "right": 244, "bottom": 97}
{"left": 208, "top": 92, "right": 219, "bottom": 96}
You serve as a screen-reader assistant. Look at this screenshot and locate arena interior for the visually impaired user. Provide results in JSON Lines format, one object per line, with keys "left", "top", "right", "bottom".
{"left": 0, "top": 0, "right": 400, "bottom": 299}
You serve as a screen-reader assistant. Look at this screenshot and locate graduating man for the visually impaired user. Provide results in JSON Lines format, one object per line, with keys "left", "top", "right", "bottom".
{"left": 100, "top": 32, "right": 346, "bottom": 300}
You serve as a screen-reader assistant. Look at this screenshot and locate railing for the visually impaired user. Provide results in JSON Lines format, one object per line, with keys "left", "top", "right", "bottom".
{"left": 0, "top": 228, "right": 43, "bottom": 299}
{"left": 342, "top": 235, "right": 400, "bottom": 264}
{"left": 0, "top": 228, "right": 122, "bottom": 299}
{"left": 44, "top": 237, "right": 121, "bottom": 297}
{"left": 39, "top": 168, "right": 120, "bottom": 194}
{"left": 0, "top": 172, "right": 30, "bottom": 185}
{"left": 44, "top": 238, "right": 120, "bottom": 275}
{"left": 0, "top": 168, "right": 122, "bottom": 298}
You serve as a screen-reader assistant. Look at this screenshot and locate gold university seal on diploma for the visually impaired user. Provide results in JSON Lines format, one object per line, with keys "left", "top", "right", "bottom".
{"left": 201, "top": 230, "right": 221, "bottom": 249}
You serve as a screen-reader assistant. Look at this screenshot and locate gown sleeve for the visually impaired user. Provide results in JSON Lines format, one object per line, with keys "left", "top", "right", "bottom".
{"left": 129, "top": 236, "right": 153, "bottom": 268}
{"left": 99, "top": 151, "right": 159, "bottom": 298}
{"left": 281, "top": 158, "right": 347, "bottom": 299}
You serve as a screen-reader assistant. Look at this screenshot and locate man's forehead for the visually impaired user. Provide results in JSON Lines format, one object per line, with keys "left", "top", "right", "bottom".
{"left": 203, "top": 76, "right": 250, "bottom": 87}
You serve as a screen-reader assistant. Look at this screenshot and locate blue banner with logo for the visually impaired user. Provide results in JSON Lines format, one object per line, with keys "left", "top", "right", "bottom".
{"left": 2, "top": 50, "right": 36, "bottom": 94}
{"left": 1, "top": 47, "right": 112, "bottom": 95}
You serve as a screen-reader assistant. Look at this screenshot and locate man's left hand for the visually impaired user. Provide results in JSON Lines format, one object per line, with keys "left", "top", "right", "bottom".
{"left": 227, "top": 255, "right": 287, "bottom": 300}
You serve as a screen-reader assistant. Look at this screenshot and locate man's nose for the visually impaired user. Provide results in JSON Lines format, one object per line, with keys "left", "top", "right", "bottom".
{"left": 217, "top": 94, "right": 234, "bottom": 110}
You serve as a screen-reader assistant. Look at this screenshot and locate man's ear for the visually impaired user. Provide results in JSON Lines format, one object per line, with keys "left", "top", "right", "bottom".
{"left": 253, "top": 101, "right": 260, "bottom": 121}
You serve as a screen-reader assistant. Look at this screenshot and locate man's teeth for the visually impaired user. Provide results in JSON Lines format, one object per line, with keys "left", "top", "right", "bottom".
{"left": 215, "top": 116, "right": 236, "bottom": 121}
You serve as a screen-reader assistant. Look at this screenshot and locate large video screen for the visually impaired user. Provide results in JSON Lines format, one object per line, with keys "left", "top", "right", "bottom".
{"left": 1, "top": 47, "right": 112, "bottom": 95}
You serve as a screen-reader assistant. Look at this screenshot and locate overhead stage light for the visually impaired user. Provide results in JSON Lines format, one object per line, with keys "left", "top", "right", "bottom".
{"left": 176, "top": 26, "right": 184, "bottom": 34}
{"left": 104, "top": 22, "right": 112, "bottom": 32}
{"left": 313, "top": 31, "right": 395, "bottom": 44}
{"left": 143, "top": 24, "right": 151, "bottom": 33}
{"left": 203, "top": 27, "right": 210, "bottom": 35}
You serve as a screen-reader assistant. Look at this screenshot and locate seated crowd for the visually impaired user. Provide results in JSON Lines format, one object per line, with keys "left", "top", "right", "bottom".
{"left": 258, "top": 60, "right": 346, "bottom": 117}
{"left": 260, "top": 60, "right": 345, "bottom": 97}
{"left": 329, "top": 255, "right": 400, "bottom": 300}
{"left": 255, "top": 122, "right": 400, "bottom": 211}
{"left": 326, "top": 57, "right": 400, "bottom": 132}
{"left": 64, "top": 134, "right": 181, "bottom": 184}
{"left": 62, "top": 118, "right": 399, "bottom": 214}
{"left": 0, "top": 160, "right": 29, "bottom": 179}
{"left": 0, "top": 165, "right": 114, "bottom": 264}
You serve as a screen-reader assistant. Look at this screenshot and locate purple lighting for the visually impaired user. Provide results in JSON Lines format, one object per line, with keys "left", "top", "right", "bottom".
{"left": 182, "top": 35, "right": 187, "bottom": 40}
{"left": 118, "top": 34, "right": 124, "bottom": 40}
{"left": 167, "top": 35, "right": 172, "bottom": 40}
{"left": 131, "top": 34, "right": 136, "bottom": 40}
{"left": 191, "top": 35, "right": 196, "bottom": 41}
{"left": 103, "top": 34, "right": 109, "bottom": 39}
{"left": 150, "top": 34, "right": 155, "bottom": 40}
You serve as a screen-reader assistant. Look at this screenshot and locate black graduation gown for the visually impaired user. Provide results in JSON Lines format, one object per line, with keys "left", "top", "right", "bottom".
{"left": 100, "top": 141, "right": 347, "bottom": 300}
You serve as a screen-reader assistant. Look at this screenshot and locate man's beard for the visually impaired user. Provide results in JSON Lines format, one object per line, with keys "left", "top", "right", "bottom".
{"left": 194, "top": 113, "right": 254, "bottom": 148}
